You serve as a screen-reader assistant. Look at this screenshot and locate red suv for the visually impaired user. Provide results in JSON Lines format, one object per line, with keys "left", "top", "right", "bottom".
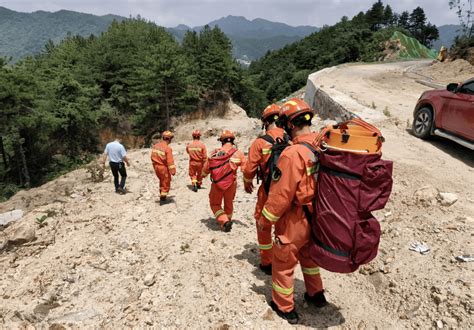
{"left": 412, "top": 78, "right": 474, "bottom": 150}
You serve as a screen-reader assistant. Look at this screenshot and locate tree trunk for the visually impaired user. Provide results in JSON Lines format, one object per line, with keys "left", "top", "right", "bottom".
{"left": 18, "top": 142, "right": 30, "bottom": 188}
{"left": 165, "top": 82, "right": 170, "bottom": 130}
{"left": 0, "top": 136, "right": 7, "bottom": 171}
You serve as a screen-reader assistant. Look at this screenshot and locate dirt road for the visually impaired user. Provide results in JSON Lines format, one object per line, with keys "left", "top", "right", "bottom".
{"left": 1, "top": 63, "right": 473, "bottom": 329}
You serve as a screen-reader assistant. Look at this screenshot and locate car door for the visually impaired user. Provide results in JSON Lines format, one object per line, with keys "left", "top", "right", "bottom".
{"left": 441, "top": 81, "right": 474, "bottom": 141}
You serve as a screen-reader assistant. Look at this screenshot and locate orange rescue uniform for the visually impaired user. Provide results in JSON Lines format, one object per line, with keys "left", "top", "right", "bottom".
{"left": 262, "top": 132, "right": 324, "bottom": 313}
{"left": 204, "top": 143, "right": 247, "bottom": 228}
{"left": 186, "top": 140, "right": 208, "bottom": 187}
{"left": 243, "top": 127, "right": 285, "bottom": 266}
{"left": 151, "top": 141, "right": 176, "bottom": 197}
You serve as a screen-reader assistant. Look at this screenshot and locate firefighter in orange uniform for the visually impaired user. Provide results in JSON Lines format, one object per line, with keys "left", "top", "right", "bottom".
{"left": 186, "top": 130, "right": 208, "bottom": 192}
{"left": 151, "top": 131, "right": 176, "bottom": 204}
{"left": 242, "top": 104, "right": 285, "bottom": 275}
{"left": 261, "top": 99, "right": 327, "bottom": 324}
{"left": 203, "top": 130, "right": 246, "bottom": 232}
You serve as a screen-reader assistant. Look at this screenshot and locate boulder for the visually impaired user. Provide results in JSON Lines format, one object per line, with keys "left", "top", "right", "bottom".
{"left": 6, "top": 222, "right": 36, "bottom": 245}
{"left": 437, "top": 192, "right": 458, "bottom": 207}
{"left": 0, "top": 209, "right": 24, "bottom": 226}
{"left": 413, "top": 186, "right": 438, "bottom": 206}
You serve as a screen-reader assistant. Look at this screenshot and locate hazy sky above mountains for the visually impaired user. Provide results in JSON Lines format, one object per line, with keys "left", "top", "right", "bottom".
{"left": 1, "top": 0, "right": 459, "bottom": 27}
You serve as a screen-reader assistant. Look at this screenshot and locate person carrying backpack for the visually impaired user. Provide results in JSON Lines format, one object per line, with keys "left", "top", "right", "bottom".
{"left": 242, "top": 104, "right": 287, "bottom": 275}
{"left": 203, "top": 130, "right": 246, "bottom": 232}
{"left": 151, "top": 131, "right": 176, "bottom": 204}
{"left": 261, "top": 98, "right": 326, "bottom": 324}
{"left": 186, "top": 130, "right": 208, "bottom": 192}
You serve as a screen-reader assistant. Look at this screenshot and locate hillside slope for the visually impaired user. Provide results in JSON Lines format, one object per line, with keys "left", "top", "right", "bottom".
{"left": 0, "top": 7, "right": 123, "bottom": 60}
{"left": 1, "top": 62, "right": 473, "bottom": 328}
{"left": 167, "top": 15, "right": 319, "bottom": 60}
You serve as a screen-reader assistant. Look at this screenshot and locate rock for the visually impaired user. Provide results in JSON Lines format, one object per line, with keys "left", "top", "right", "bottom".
{"left": 431, "top": 292, "right": 447, "bottom": 305}
{"left": 0, "top": 209, "right": 24, "bottom": 226}
{"left": 437, "top": 192, "right": 458, "bottom": 207}
{"left": 6, "top": 222, "right": 36, "bottom": 245}
{"left": 436, "top": 320, "right": 443, "bottom": 328}
{"left": 414, "top": 186, "right": 438, "bottom": 206}
{"left": 144, "top": 273, "right": 156, "bottom": 287}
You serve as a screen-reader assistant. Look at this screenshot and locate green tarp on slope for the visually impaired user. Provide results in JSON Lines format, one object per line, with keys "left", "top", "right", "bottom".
{"left": 391, "top": 31, "right": 437, "bottom": 59}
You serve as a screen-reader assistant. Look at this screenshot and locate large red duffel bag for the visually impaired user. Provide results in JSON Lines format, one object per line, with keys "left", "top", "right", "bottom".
{"left": 208, "top": 148, "right": 237, "bottom": 190}
{"left": 308, "top": 118, "right": 393, "bottom": 273}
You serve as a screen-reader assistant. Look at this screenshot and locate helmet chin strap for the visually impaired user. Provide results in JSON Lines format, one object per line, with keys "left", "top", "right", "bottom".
{"left": 283, "top": 122, "right": 295, "bottom": 138}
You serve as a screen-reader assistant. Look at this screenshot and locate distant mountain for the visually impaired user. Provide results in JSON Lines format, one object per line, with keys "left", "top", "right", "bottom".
{"left": 0, "top": 8, "right": 317, "bottom": 62}
{"left": 0, "top": 7, "right": 124, "bottom": 60}
{"left": 167, "top": 15, "right": 319, "bottom": 61}
{"left": 432, "top": 24, "right": 462, "bottom": 50}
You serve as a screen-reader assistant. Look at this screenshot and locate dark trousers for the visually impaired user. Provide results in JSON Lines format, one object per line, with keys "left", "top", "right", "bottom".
{"left": 109, "top": 162, "right": 127, "bottom": 191}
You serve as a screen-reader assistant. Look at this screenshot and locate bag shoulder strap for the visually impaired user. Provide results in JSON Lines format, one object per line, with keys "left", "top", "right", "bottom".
{"left": 299, "top": 142, "right": 317, "bottom": 154}
{"left": 259, "top": 134, "right": 275, "bottom": 145}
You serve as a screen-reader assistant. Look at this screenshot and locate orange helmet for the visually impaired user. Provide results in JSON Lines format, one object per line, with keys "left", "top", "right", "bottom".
{"left": 162, "top": 130, "right": 174, "bottom": 140}
{"left": 261, "top": 104, "right": 281, "bottom": 122}
{"left": 219, "top": 129, "right": 235, "bottom": 141}
{"left": 192, "top": 130, "right": 201, "bottom": 138}
{"left": 280, "top": 98, "right": 315, "bottom": 122}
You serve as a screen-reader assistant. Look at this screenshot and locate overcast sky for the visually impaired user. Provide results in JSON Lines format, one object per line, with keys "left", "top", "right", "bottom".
{"left": 0, "top": 0, "right": 459, "bottom": 27}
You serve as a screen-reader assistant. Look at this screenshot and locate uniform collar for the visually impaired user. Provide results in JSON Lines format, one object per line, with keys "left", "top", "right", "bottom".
{"left": 292, "top": 132, "right": 318, "bottom": 144}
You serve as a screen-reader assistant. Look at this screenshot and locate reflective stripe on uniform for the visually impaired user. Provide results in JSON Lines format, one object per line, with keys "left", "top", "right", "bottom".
{"left": 306, "top": 165, "right": 318, "bottom": 176}
{"left": 262, "top": 148, "right": 272, "bottom": 155}
{"left": 153, "top": 150, "right": 166, "bottom": 156}
{"left": 272, "top": 282, "right": 293, "bottom": 295}
{"left": 259, "top": 243, "right": 273, "bottom": 250}
{"left": 188, "top": 147, "right": 202, "bottom": 151}
{"left": 230, "top": 158, "right": 241, "bottom": 163}
{"left": 243, "top": 177, "right": 253, "bottom": 183}
{"left": 168, "top": 165, "right": 176, "bottom": 169}
{"left": 160, "top": 192, "right": 168, "bottom": 197}
{"left": 302, "top": 267, "right": 320, "bottom": 276}
{"left": 262, "top": 207, "right": 279, "bottom": 222}
{"left": 214, "top": 209, "right": 225, "bottom": 218}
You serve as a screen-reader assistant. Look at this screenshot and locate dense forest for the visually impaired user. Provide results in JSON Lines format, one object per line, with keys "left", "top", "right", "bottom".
{"left": 0, "top": 0, "right": 457, "bottom": 200}
{"left": 248, "top": 0, "right": 440, "bottom": 102}
{"left": 0, "top": 19, "right": 265, "bottom": 199}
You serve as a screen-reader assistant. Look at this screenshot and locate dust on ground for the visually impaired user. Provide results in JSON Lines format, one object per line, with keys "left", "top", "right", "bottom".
{"left": 413, "top": 59, "right": 474, "bottom": 84}
{"left": 1, "top": 61, "right": 473, "bottom": 329}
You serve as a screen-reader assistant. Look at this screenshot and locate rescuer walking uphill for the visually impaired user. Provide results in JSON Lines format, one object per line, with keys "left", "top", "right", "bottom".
{"left": 261, "top": 98, "right": 327, "bottom": 324}
{"left": 186, "top": 130, "right": 208, "bottom": 192}
{"left": 151, "top": 131, "right": 176, "bottom": 204}
{"left": 203, "top": 130, "right": 246, "bottom": 232}
{"left": 243, "top": 104, "right": 286, "bottom": 275}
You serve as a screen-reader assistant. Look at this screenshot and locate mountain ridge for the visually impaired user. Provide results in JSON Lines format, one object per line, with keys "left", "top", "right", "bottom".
{"left": 0, "top": 7, "right": 463, "bottom": 62}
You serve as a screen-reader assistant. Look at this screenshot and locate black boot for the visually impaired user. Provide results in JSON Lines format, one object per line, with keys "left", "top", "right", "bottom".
{"left": 192, "top": 183, "right": 198, "bottom": 192}
{"left": 304, "top": 291, "right": 328, "bottom": 308}
{"left": 223, "top": 221, "right": 233, "bottom": 232}
{"left": 259, "top": 264, "right": 272, "bottom": 275}
{"left": 270, "top": 301, "right": 299, "bottom": 324}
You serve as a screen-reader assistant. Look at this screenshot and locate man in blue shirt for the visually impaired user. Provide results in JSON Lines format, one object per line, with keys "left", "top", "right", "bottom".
{"left": 102, "top": 138, "right": 130, "bottom": 194}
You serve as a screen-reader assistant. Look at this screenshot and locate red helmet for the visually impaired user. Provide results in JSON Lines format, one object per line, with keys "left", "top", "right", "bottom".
{"left": 162, "top": 130, "right": 174, "bottom": 140}
{"left": 280, "top": 98, "right": 315, "bottom": 123}
{"left": 261, "top": 104, "right": 281, "bottom": 122}
{"left": 192, "top": 130, "right": 201, "bottom": 138}
{"left": 219, "top": 129, "right": 235, "bottom": 141}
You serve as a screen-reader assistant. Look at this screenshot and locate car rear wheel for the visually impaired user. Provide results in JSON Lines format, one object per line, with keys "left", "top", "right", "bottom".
{"left": 412, "top": 107, "right": 433, "bottom": 139}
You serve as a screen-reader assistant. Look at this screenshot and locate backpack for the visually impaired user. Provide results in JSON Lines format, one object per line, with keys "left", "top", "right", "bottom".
{"left": 258, "top": 134, "right": 290, "bottom": 194}
{"left": 208, "top": 148, "right": 237, "bottom": 190}
{"left": 303, "top": 119, "right": 393, "bottom": 273}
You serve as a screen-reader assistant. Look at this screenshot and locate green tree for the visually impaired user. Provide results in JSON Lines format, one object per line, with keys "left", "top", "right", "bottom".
{"left": 449, "top": 0, "right": 473, "bottom": 37}
{"left": 398, "top": 11, "right": 411, "bottom": 30}
{"left": 366, "top": 0, "right": 385, "bottom": 31}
